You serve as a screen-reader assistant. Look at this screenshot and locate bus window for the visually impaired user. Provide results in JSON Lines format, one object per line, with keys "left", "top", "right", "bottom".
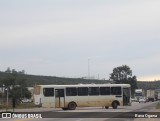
{"left": 43, "top": 88, "right": 54, "bottom": 97}
{"left": 100, "top": 87, "right": 110, "bottom": 95}
{"left": 111, "top": 87, "right": 121, "bottom": 95}
{"left": 89, "top": 87, "right": 99, "bottom": 95}
{"left": 66, "top": 87, "right": 77, "bottom": 96}
{"left": 78, "top": 87, "right": 88, "bottom": 96}
{"left": 55, "top": 89, "right": 64, "bottom": 97}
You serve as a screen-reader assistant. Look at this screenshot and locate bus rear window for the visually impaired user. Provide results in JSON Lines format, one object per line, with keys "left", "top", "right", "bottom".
{"left": 43, "top": 88, "right": 54, "bottom": 97}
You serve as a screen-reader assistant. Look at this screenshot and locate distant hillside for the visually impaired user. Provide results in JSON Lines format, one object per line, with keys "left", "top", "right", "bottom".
{"left": 0, "top": 71, "right": 108, "bottom": 86}
{"left": 137, "top": 81, "right": 160, "bottom": 90}
{"left": 0, "top": 71, "right": 160, "bottom": 90}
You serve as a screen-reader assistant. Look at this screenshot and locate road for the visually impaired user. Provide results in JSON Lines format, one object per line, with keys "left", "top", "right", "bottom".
{"left": 0, "top": 101, "right": 160, "bottom": 121}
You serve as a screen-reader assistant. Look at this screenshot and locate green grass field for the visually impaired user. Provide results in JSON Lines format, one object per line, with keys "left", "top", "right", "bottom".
{"left": 156, "top": 101, "right": 160, "bottom": 109}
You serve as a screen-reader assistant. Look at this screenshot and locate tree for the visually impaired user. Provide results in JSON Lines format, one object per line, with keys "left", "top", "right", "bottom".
{"left": 12, "top": 69, "right": 17, "bottom": 74}
{"left": 110, "top": 65, "right": 132, "bottom": 83}
{"left": 2, "top": 69, "right": 31, "bottom": 100}
{"left": 128, "top": 75, "right": 138, "bottom": 96}
{"left": 109, "top": 65, "right": 138, "bottom": 96}
{"left": 11, "top": 87, "right": 31, "bottom": 99}
{"left": 3, "top": 74, "right": 16, "bottom": 87}
{"left": 5, "top": 67, "right": 11, "bottom": 73}
{"left": 18, "top": 70, "right": 25, "bottom": 74}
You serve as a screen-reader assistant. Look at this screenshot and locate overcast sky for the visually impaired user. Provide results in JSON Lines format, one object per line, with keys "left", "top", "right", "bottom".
{"left": 0, "top": 0, "right": 160, "bottom": 81}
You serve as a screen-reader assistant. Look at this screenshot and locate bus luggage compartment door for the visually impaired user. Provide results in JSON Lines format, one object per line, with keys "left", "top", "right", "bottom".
{"left": 55, "top": 89, "right": 65, "bottom": 108}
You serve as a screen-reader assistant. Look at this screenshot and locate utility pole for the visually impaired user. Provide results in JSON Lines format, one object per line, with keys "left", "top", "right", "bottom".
{"left": 2, "top": 84, "right": 5, "bottom": 106}
{"left": 88, "top": 59, "right": 90, "bottom": 79}
{"left": 5, "top": 87, "right": 8, "bottom": 112}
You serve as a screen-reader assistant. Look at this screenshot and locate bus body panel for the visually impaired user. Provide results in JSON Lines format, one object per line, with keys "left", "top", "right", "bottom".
{"left": 41, "top": 97, "right": 55, "bottom": 108}
{"left": 33, "top": 84, "right": 131, "bottom": 109}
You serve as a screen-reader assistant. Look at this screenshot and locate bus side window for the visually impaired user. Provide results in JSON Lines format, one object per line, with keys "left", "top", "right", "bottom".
{"left": 88, "top": 87, "right": 99, "bottom": 95}
{"left": 43, "top": 88, "right": 54, "bottom": 97}
{"left": 111, "top": 87, "right": 121, "bottom": 95}
{"left": 100, "top": 87, "right": 110, "bottom": 95}
{"left": 78, "top": 87, "right": 88, "bottom": 96}
{"left": 66, "top": 87, "right": 77, "bottom": 96}
{"left": 55, "top": 89, "right": 64, "bottom": 97}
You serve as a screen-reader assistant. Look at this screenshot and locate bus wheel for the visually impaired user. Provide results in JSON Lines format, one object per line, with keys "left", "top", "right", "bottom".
{"left": 112, "top": 101, "right": 118, "bottom": 109}
{"left": 68, "top": 102, "right": 76, "bottom": 110}
{"left": 105, "top": 106, "right": 109, "bottom": 109}
{"left": 62, "top": 108, "right": 68, "bottom": 110}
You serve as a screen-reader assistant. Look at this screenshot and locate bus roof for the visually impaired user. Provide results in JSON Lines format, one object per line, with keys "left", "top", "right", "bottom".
{"left": 35, "top": 84, "right": 130, "bottom": 88}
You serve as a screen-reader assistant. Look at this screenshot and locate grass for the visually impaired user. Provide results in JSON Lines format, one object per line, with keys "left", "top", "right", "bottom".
{"left": 156, "top": 101, "right": 160, "bottom": 109}
{"left": 15, "top": 103, "right": 36, "bottom": 109}
{"left": 0, "top": 102, "right": 36, "bottom": 109}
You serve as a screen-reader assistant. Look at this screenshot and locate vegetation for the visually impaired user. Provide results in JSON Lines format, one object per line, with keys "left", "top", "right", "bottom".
{"left": 109, "top": 65, "right": 138, "bottom": 95}
{"left": 0, "top": 68, "right": 32, "bottom": 103}
{"left": 0, "top": 102, "right": 36, "bottom": 109}
{"left": 137, "top": 81, "right": 160, "bottom": 90}
{"left": 156, "top": 102, "right": 160, "bottom": 109}
{"left": 0, "top": 67, "right": 160, "bottom": 95}
{"left": 0, "top": 69, "right": 108, "bottom": 88}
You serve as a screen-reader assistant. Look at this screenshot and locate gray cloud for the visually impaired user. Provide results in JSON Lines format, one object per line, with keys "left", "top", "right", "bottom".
{"left": 0, "top": 0, "right": 160, "bottom": 81}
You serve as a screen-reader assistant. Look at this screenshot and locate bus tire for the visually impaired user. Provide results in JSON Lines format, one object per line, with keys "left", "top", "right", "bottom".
{"left": 68, "top": 102, "right": 76, "bottom": 110}
{"left": 105, "top": 106, "right": 109, "bottom": 109}
{"left": 112, "top": 101, "right": 118, "bottom": 109}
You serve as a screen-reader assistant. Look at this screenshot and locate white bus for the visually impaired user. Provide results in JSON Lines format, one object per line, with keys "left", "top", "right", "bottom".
{"left": 34, "top": 84, "right": 131, "bottom": 110}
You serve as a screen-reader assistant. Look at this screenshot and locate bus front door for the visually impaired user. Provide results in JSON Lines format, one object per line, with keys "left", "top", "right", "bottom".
{"left": 123, "top": 88, "right": 131, "bottom": 106}
{"left": 55, "top": 89, "right": 65, "bottom": 108}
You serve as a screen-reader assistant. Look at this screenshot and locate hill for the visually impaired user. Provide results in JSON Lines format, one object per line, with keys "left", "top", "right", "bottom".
{"left": 0, "top": 71, "right": 108, "bottom": 86}
{"left": 0, "top": 71, "right": 160, "bottom": 90}
{"left": 137, "top": 81, "right": 160, "bottom": 90}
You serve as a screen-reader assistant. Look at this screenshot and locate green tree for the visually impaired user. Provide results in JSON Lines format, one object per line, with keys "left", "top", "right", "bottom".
{"left": 109, "top": 65, "right": 138, "bottom": 96}
{"left": 18, "top": 70, "right": 25, "bottom": 74}
{"left": 2, "top": 74, "right": 16, "bottom": 87}
{"left": 128, "top": 75, "right": 138, "bottom": 96}
{"left": 5, "top": 67, "right": 11, "bottom": 73}
{"left": 110, "top": 65, "right": 132, "bottom": 82}
{"left": 11, "top": 87, "right": 31, "bottom": 99}
{"left": 12, "top": 69, "right": 17, "bottom": 74}
{"left": 2, "top": 69, "right": 31, "bottom": 100}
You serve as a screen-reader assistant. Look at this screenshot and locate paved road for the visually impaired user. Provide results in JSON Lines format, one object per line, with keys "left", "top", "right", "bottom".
{"left": 0, "top": 101, "right": 159, "bottom": 121}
